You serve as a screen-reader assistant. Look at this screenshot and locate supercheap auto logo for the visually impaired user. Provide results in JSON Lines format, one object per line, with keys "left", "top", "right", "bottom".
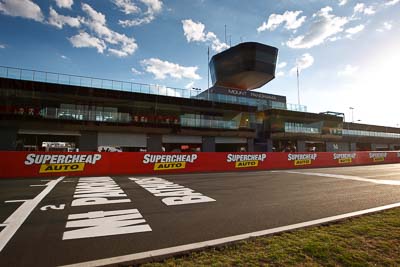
{"left": 24, "top": 154, "right": 102, "bottom": 173}
{"left": 226, "top": 154, "right": 267, "bottom": 168}
{"left": 369, "top": 152, "right": 387, "bottom": 162}
{"left": 333, "top": 153, "right": 356, "bottom": 164}
{"left": 143, "top": 154, "right": 198, "bottom": 170}
{"left": 288, "top": 153, "right": 317, "bottom": 166}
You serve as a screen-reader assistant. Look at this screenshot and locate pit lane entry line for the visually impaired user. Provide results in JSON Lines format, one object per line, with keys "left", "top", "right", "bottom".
{"left": 60, "top": 201, "right": 400, "bottom": 267}
{"left": 0, "top": 176, "right": 65, "bottom": 252}
{"left": 276, "top": 171, "right": 400, "bottom": 185}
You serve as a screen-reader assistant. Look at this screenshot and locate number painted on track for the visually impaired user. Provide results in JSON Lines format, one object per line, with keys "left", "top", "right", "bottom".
{"left": 40, "top": 204, "right": 66, "bottom": 211}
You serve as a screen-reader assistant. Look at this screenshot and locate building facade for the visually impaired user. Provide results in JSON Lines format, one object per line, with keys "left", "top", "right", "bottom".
{"left": 1, "top": 66, "right": 400, "bottom": 153}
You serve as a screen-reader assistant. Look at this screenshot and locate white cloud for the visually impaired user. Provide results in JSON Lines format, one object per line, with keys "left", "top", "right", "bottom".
{"left": 364, "top": 6, "right": 375, "bottom": 15}
{"left": 0, "top": 43, "right": 5, "bottom": 49}
{"left": 338, "top": 64, "right": 359, "bottom": 76}
{"left": 376, "top": 22, "right": 393, "bottom": 32}
{"left": 290, "top": 53, "right": 314, "bottom": 74}
{"left": 82, "top": 3, "right": 106, "bottom": 25}
{"left": 257, "top": 10, "right": 306, "bottom": 32}
{"left": 185, "top": 81, "right": 195, "bottom": 89}
{"left": 353, "top": 3, "right": 376, "bottom": 15}
{"left": 286, "top": 6, "right": 349, "bottom": 49}
{"left": 113, "top": 0, "right": 140, "bottom": 14}
{"left": 0, "top": 0, "right": 44, "bottom": 22}
{"left": 345, "top": 24, "right": 365, "bottom": 38}
{"left": 276, "top": 71, "right": 285, "bottom": 77}
{"left": 48, "top": 7, "right": 81, "bottom": 29}
{"left": 338, "top": 0, "right": 348, "bottom": 6}
{"left": 141, "top": 58, "right": 201, "bottom": 80}
{"left": 354, "top": 3, "right": 364, "bottom": 13}
{"left": 69, "top": 31, "right": 106, "bottom": 53}
{"left": 182, "top": 19, "right": 207, "bottom": 42}
{"left": 60, "top": 55, "right": 68, "bottom": 59}
{"left": 385, "top": 0, "right": 400, "bottom": 6}
{"left": 182, "top": 19, "right": 229, "bottom": 52}
{"left": 81, "top": 3, "right": 138, "bottom": 57}
{"left": 328, "top": 36, "right": 341, "bottom": 42}
{"left": 277, "top": 62, "right": 287, "bottom": 68}
{"left": 119, "top": 0, "right": 163, "bottom": 27}
{"left": 55, "top": 0, "right": 73, "bottom": 9}
{"left": 131, "top": 67, "right": 143, "bottom": 75}
{"left": 205, "top": 32, "right": 230, "bottom": 53}
{"left": 142, "top": 0, "right": 162, "bottom": 13}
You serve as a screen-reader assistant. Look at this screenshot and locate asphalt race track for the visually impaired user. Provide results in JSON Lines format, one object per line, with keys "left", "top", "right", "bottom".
{"left": 1, "top": 164, "right": 400, "bottom": 266}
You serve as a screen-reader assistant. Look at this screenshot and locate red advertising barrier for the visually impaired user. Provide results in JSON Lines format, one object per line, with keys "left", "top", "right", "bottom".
{"left": 0, "top": 151, "right": 399, "bottom": 178}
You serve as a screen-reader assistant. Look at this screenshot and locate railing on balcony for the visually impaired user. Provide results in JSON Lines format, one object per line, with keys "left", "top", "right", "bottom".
{"left": 0, "top": 65, "right": 307, "bottom": 112}
{"left": 0, "top": 66, "right": 197, "bottom": 98}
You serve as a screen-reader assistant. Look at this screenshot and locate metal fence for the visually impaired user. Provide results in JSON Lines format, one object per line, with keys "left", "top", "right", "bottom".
{"left": 0, "top": 65, "right": 307, "bottom": 111}
{"left": 0, "top": 66, "right": 199, "bottom": 98}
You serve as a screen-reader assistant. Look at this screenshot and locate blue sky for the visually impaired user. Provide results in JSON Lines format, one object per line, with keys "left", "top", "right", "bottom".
{"left": 0, "top": 0, "right": 399, "bottom": 126}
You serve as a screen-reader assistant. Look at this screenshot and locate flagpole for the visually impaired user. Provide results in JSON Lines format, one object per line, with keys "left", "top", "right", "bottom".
{"left": 297, "top": 65, "right": 300, "bottom": 106}
{"left": 207, "top": 46, "right": 210, "bottom": 100}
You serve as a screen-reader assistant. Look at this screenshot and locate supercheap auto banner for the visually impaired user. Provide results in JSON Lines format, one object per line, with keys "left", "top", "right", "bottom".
{"left": 0, "top": 151, "right": 399, "bottom": 178}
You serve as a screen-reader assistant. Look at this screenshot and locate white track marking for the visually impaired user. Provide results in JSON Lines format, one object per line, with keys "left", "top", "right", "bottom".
{"left": 365, "top": 173, "right": 400, "bottom": 178}
{"left": 31, "top": 180, "right": 55, "bottom": 187}
{"left": 0, "top": 176, "right": 64, "bottom": 252}
{"left": 60, "top": 201, "right": 400, "bottom": 267}
{"left": 279, "top": 171, "right": 400, "bottom": 185}
{"left": 5, "top": 200, "right": 29, "bottom": 203}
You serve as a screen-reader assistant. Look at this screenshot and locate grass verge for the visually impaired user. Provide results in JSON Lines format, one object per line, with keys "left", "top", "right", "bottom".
{"left": 140, "top": 207, "right": 400, "bottom": 266}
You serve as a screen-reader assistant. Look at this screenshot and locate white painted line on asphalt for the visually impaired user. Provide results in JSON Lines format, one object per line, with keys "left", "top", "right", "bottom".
{"left": 31, "top": 180, "right": 55, "bottom": 187}
{"left": 365, "top": 173, "right": 400, "bottom": 178}
{"left": 279, "top": 171, "right": 400, "bottom": 185}
{"left": 5, "top": 200, "right": 29, "bottom": 203}
{"left": 0, "top": 176, "right": 64, "bottom": 252}
{"left": 60, "top": 201, "right": 400, "bottom": 267}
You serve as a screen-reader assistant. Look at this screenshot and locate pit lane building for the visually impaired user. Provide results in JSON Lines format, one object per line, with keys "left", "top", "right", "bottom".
{"left": 1, "top": 42, "right": 399, "bottom": 152}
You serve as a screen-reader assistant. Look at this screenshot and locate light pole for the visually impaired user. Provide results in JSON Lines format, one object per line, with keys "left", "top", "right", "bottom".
{"left": 191, "top": 87, "right": 201, "bottom": 98}
{"left": 349, "top": 107, "right": 354, "bottom": 123}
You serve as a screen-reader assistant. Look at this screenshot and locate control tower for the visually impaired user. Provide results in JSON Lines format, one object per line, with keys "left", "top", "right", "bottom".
{"left": 209, "top": 42, "right": 278, "bottom": 90}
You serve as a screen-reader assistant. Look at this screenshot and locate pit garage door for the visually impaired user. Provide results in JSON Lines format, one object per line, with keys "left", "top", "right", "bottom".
{"left": 98, "top": 132, "right": 147, "bottom": 147}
